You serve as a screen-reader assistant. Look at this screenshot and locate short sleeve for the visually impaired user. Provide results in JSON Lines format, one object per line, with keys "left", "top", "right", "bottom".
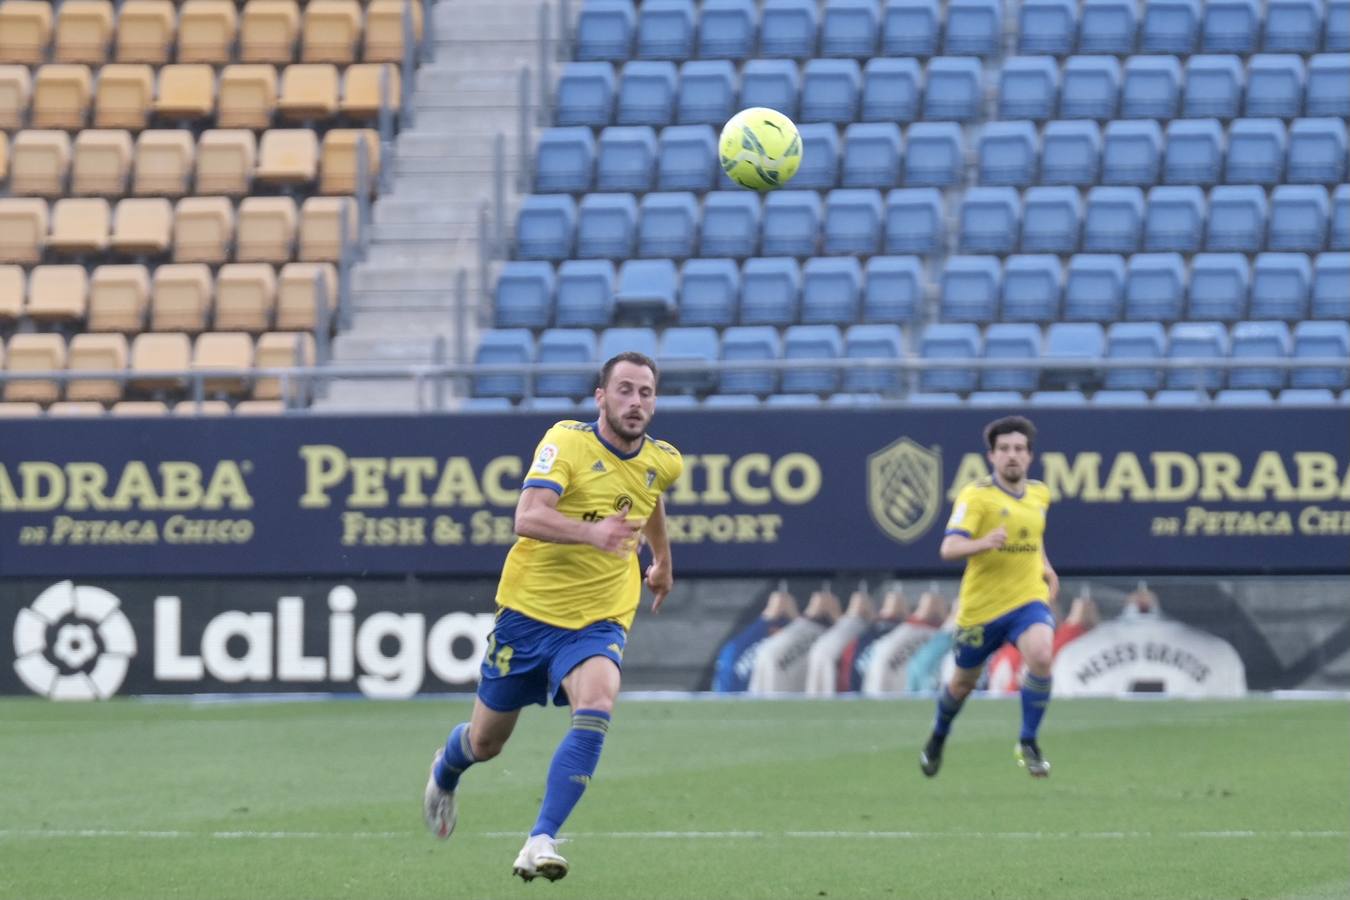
{"left": 522, "top": 425, "right": 574, "bottom": 495}
{"left": 660, "top": 446, "right": 684, "bottom": 493}
{"left": 944, "top": 484, "right": 984, "bottom": 537}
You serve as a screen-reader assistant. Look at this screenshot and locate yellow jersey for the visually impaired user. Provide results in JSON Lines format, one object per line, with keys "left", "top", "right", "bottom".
{"left": 944, "top": 477, "right": 1051, "bottom": 628}
{"left": 496, "top": 420, "right": 684, "bottom": 630}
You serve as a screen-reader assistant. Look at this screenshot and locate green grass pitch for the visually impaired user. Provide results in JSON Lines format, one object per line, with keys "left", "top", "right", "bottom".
{"left": 1, "top": 696, "right": 1346, "bottom": 900}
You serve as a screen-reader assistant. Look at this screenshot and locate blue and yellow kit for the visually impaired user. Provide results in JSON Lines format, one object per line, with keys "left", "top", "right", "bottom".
{"left": 944, "top": 477, "right": 1051, "bottom": 628}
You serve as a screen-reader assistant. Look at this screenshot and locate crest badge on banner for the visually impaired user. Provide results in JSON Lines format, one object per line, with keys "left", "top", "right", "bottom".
{"left": 867, "top": 437, "right": 943, "bottom": 545}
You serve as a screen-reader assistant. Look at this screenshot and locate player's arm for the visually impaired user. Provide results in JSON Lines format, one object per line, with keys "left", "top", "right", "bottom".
{"left": 939, "top": 491, "right": 1004, "bottom": 560}
{"left": 514, "top": 486, "right": 639, "bottom": 557}
{"left": 642, "top": 497, "right": 674, "bottom": 612}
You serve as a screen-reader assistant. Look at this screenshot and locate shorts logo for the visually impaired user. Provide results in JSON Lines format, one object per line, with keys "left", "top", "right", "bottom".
{"left": 13, "top": 581, "right": 138, "bottom": 701}
{"left": 532, "top": 443, "right": 560, "bottom": 474}
{"left": 868, "top": 436, "right": 942, "bottom": 544}
{"left": 956, "top": 625, "right": 985, "bottom": 648}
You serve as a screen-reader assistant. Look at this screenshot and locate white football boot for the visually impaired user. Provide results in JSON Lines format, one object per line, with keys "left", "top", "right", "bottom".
{"left": 423, "top": 750, "right": 458, "bottom": 840}
{"left": 512, "top": 833, "right": 569, "bottom": 882}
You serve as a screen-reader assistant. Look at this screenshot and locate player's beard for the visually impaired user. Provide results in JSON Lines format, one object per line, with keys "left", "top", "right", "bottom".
{"left": 605, "top": 405, "right": 648, "bottom": 442}
{"left": 999, "top": 461, "right": 1025, "bottom": 487}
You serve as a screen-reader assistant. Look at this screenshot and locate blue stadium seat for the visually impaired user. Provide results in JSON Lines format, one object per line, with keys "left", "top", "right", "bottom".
{"left": 939, "top": 255, "right": 1001, "bottom": 322}
{"left": 556, "top": 259, "right": 616, "bottom": 326}
{"left": 1019, "top": 0, "right": 1076, "bottom": 55}
{"left": 576, "top": 192, "right": 639, "bottom": 259}
{"left": 1064, "top": 253, "right": 1126, "bottom": 321}
{"left": 882, "top": 0, "right": 940, "bottom": 57}
{"left": 862, "top": 58, "right": 922, "bottom": 123}
{"left": 658, "top": 326, "right": 720, "bottom": 393}
{"left": 1225, "top": 119, "right": 1285, "bottom": 185}
{"left": 536, "top": 329, "right": 599, "bottom": 397}
{"left": 700, "top": 192, "right": 761, "bottom": 258}
{"left": 767, "top": 393, "right": 826, "bottom": 406}
{"left": 657, "top": 125, "right": 717, "bottom": 191}
{"left": 884, "top": 188, "right": 945, "bottom": 255}
{"left": 677, "top": 60, "right": 736, "bottom": 125}
{"left": 461, "top": 397, "right": 515, "bottom": 411}
{"left": 945, "top": 0, "right": 1002, "bottom": 55}
{"left": 613, "top": 259, "right": 677, "bottom": 323}
{"left": 823, "top": 189, "right": 884, "bottom": 255}
{"left": 760, "top": 0, "right": 819, "bottom": 58}
{"left": 1104, "top": 321, "right": 1167, "bottom": 389}
{"left": 1021, "top": 185, "right": 1083, "bottom": 253}
{"left": 761, "top": 190, "right": 822, "bottom": 257}
{"left": 720, "top": 326, "right": 781, "bottom": 395}
{"left": 782, "top": 325, "right": 845, "bottom": 394}
{"left": 1079, "top": 0, "right": 1136, "bottom": 54}
{"left": 473, "top": 329, "right": 534, "bottom": 399}
{"left": 658, "top": 394, "right": 700, "bottom": 408}
{"left": 739, "top": 60, "right": 802, "bottom": 119}
{"left": 842, "top": 323, "right": 907, "bottom": 394}
{"left": 697, "top": 0, "right": 756, "bottom": 60}
{"left": 1202, "top": 0, "right": 1259, "bottom": 52}
{"left": 1166, "top": 321, "right": 1229, "bottom": 389}
{"left": 1306, "top": 54, "right": 1350, "bottom": 118}
{"left": 802, "top": 257, "right": 863, "bottom": 324}
{"left": 1041, "top": 120, "right": 1101, "bottom": 185}
{"left": 1084, "top": 186, "right": 1145, "bottom": 253}
{"left": 1182, "top": 55, "right": 1243, "bottom": 119}
{"left": 801, "top": 59, "right": 863, "bottom": 124}
{"left": 637, "top": 0, "right": 695, "bottom": 59}
{"left": 534, "top": 128, "right": 595, "bottom": 194}
{"left": 960, "top": 187, "right": 1021, "bottom": 254}
{"left": 829, "top": 391, "right": 887, "bottom": 406}
{"left": 907, "top": 392, "right": 965, "bottom": 404}
{"left": 1121, "top": 56, "right": 1182, "bottom": 119}
{"left": 863, "top": 255, "right": 923, "bottom": 322}
{"left": 1291, "top": 320, "right": 1350, "bottom": 389}
{"left": 998, "top": 56, "right": 1059, "bottom": 120}
{"left": 1214, "top": 388, "right": 1274, "bottom": 405}
{"left": 968, "top": 390, "right": 1028, "bottom": 406}
{"left": 575, "top": 1, "right": 636, "bottom": 62}
{"left": 516, "top": 194, "right": 576, "bottom": 260}
{"left": 679, "top": 258, "right": 740, "bottom": 325}
{"left": 841, "top": 122, "right": 903, "bottom": 188}
{"left": 556, "top": 63, "right": 617, "bottom": 127}
{"left": 495, "top": 261, "right": 555, "bottom": 328}
{"left": 1061, "top": 55, "right": 1121, "bottom": 119}
{"left": 1152, "top": 389, "right": 1211, "bottom": 406}
{"left": 1030, "top": 390, "right": 1089, "bottom": 405}
{"left": 978, "top": 121, "right": 1039, "bottom": 186}
{"left": 1264, "top": 0, "right": 1322, "bottom": 52}
{"left": 1207, "top": 185, "right": 1267, "bottom": 252}
{"left": 923, "top": 56, "right": 982, "bottom": 120}
{"left": 599, "top": 326, "right": 659, "bottom": 362}
{"left": 1278, "top": 388, "right": 1338, "bottom": 405}
{"left": 596, "top": 126, "right": 658, "bottom": 192}
{"left": 1311, "top": 252, "right": 1350, "bottom": 319}
{"left": 740, "top": 257, "right": 801, "bottom": 325}
{"left": 616, "top": 61, "right": 678, "bottom": 126}
{"left": 528, "top": 396, "right": 586, "bottom": 412}
{"left": 1091, "top": 389, "right": 1151, "bottom": 405}
{"left": 705, "top": 393, "right": 763, "bottom": 407}
{"left": 1043, "top": 322, "right": 1106, "bottom": 389}
{"left": 1141, "top": 0, "right": 1200, "bottom": 53}
{"left": 638, "top": 192, "right": 699, "bottom": 259}
{"left": 1245, "top": 55, "right": 1305, "bottom": 117}
{"left": 822, "top": 0, "right": 880, "bottom": 58}
{"left": 919, "top": 323, "right": 982, "bottom": 392}
{"left": 1331, "top": 0, "right": 1350, "bottom": 51}
{"left": 1145, "top": 185, "right": 1207, "bottom": 253}
{"left": 1286, "top": 118, "right": 1349, "bottom": 184}
{"left": 1163, "top": 119, "right": 1223, "bottom": 185}
{"left": 1102, "top": 120, "right": 1162, "bottom": 185}
{"left": 1229, "top": 321, "right": 1292, "bottom": 390}
{"left": 1250, "top": 252, "right": 1311, "bottom": 319}
{"left": 1002, "top": 255, "right": 1062, "bottom": 321}
{"left": 1124, "top": 252, "right": 1186, "bottom": 321}
{"left": 903, "top": 122, "right": 963, "bottom": 187}
{"left": 793, "top": 123, "right": 842, "bottom": 190}
{"left": 1189, "top": 253, "right": 1250, "bottom": 320}
{"left": 1334, "top": 186, "right": 1350, "bottom": 250}
{"left": 982, "top": 323, "right": 1041, "bottom": 391}
{"left": 1268, "top": 185, "right": 1329, "bottom": 252}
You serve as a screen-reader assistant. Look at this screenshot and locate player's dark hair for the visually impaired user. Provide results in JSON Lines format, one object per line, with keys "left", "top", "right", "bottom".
{"left": 984, "top": 416, "right": 1036, "bottom": 451}
{"left": 598, "top": 351, "right": 659, "bottom": 389}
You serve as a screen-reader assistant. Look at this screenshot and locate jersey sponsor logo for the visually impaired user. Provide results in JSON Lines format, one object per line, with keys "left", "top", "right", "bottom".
{"left": 868, "top": 437, "right": 942, "bottom": 544}
{"left": 12, "top": 581, "right": 136, "bottom": 700}
{"left": 532, "top": 444, "right": 560, "bottom": 475}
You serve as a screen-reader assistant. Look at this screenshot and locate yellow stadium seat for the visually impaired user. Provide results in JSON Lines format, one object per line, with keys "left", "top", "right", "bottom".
{"left": 27, "top": 265, "right": 90, "bottom": 324}
{"left": 174, "top": 399, "right": 232, "bottom": 415}
{"left": 364, "top": 0, "right": 421, "bottom": 63}
{"left": 49, "top": 401, "right": 108, "bottom": 415}
{"left": 0, "top": 197, "right": 49, "bottom": 264}
{"left": 278, "top": 64, "right": 339, "bottom": 121}
{"left": 9, "top": 130, "right": 71, "bottom": 197}
{"left": 67, "top": 333, "right": 129, "bottom": 403}
{"left": 237, "top": 197, "right": 297, "bottom": 263}
{"left": 154, "top": 64, "right": 216, "bottom": 122}
{"left": 112, "top": 400, "right": 170, "bottom": 415}
{"left": 172, "top": 196, "right": 234, "bottom": 263}
{"left": 110, "top": 197, "right": 174, "bottom": 256}
{"left": 0, "top": 265, "right": 25, "bottom": 322}
{"left": 276, "top": 262, "right": 337, "bottom": 330}
{"left": 0, "top": 1, "right": 54, "bottom": 66}
{"left": 54, "top": 0, "right": 115, "bottom": 65}
{"left": 299, "top": 197, "right": 355, "bottom": 263}
{"left": 0, "top": 65, "right": 33, "bottom": 131}
{"left": 0, "top": 402, "right": 44, "bottom": 417}
{"left": 152, "top": 263, "right": 213, "bottom": 331}
{"left": 132, "top": 130, "right": 195, "bottom": 196}
{"left": 177, "top": 0, "right": 238, "bottom": 64}
{"left": 217, "top": 64, "right": 277, "bottom": 129}
{"left": 320, "top": 128, "right": 380, "bottom": 196}
{"left": 116, "top": 0, "right": 176, "bottom": 64}
{"left": 193, "top": 331, "right": 254, "bottom": 396}
{"left": 256, "top": 128, "right": 318, "bottom": 185}
{"left": 253, "top": 330, "right": 314, "bottom": 400}
{"left": 89, "top": 264, "right": 151, "bottom": 331}
{"left": 196, "top": 129, "right": 256, "bottom": 195}
{"left": 71, "top": 128, "right": 133, "bottom": 196}
{"left": 4, "top": 333, "right": 68, "bottom": 404}
{"left": 303, "top": 0, "right": 362, "bottom": 64}
{"left": 129, "top": 331, "right": 191, "bottom": 393}
{"left": 32, "top": 65, "right": 94, "bottom": 129}
{"left": 239, "top": 0, "right": 301, "bottom": 64}
{"left": 341, "top": 62, "right": 400, "bottom": 118}
{"left": 95, "top": 64, "right": 155, "bottom": 129}
{"left": 48, "top": 198, "right": 111, "bottom": 255}
{"left": 216, "top": 263, "right": 277, "bottom": 332}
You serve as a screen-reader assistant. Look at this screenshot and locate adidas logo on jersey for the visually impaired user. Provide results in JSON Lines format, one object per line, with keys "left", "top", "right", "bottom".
{"left": 591, "top": 461, "right": 606, "bottom": 472}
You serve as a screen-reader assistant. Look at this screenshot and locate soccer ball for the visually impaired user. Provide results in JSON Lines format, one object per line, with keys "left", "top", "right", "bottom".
{"left": 718, "top": 107, "right": 803, "bottom": 191}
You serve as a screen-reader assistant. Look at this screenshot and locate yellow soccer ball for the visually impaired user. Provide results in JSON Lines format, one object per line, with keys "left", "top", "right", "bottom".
{"left": 718, "top": 107, "right": 803, "bottom": 191}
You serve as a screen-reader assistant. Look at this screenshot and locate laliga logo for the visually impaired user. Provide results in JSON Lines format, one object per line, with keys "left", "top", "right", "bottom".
{"left": 13, "top": 581, "right": 137, "bottom": 701}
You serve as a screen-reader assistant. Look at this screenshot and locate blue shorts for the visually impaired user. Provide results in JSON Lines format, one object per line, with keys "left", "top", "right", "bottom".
{"left": 476, "top": 608, "right": 627, "bottom": 712}
{"left": 952, "top": 601, "right": 1055, "bottom": 671}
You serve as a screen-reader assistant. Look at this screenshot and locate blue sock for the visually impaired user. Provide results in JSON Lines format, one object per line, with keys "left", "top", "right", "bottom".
{"left": 932, "top": 686, "right": 965, "bottom": 738}
{"left": 433, "top": 723, "right": 476, "bottom": 791}
{"left": 530, "top": 709, "right": 610, "bottom": 838}
{"left": 1020, "top": 673, "right": 1053, "bottom": 741}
